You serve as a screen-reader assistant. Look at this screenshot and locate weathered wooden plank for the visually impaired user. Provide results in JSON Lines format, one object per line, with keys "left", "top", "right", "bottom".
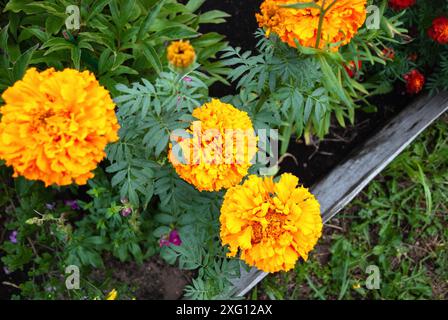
{"left": 315, "top": 92, "right": 448, "bottom": 223}
{"left": 229, "top": 92, "right": 448, "bottom": 297}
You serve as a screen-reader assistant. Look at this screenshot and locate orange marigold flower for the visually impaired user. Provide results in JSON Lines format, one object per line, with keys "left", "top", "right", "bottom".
{"left": 167, "top": 40, "right": 196, "bottom": 69}
{"left": 169, "top": 99, "right": 257, "bottom": 192}
{"left": 0, "top": 68, "right": 119, "bottom": 186}
{"left": 220, "top": 174, "right": 322, "bottom": 273}
{"left": 428, "top": 17, "right": 448, "bottom": 45}
{"left": 256, "top": 0, "right": 367, "bottom": 50}
{"left": 388, "top": 0, "right": 415, "bottom": 11}
{"left": 404, "top": 69, "right": 425, "bottom": 95}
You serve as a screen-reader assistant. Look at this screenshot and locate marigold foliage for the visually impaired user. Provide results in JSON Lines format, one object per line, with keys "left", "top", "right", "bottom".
{"left": 0, "top": 68, "right": 119, "bottom": 186}
{"left": 256, "top": 0, "right": 367, "bottom": 50}
{"left": 167, "top": 40, "right": 196, "bottom": 69}
{"left": 220, "top": 174, "right": 322, "bottom": 273}
{"left": 169, "top": 99, "right": 257, "bottom": 192}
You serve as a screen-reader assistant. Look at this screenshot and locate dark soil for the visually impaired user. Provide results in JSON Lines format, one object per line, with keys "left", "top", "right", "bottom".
{"left": 93, "top": 257, "right": 192, "bottom": 300}
{"left": 278, "top": 90, "right": 413, "bottom": 187}
{"left": 200, "top": 0, "right": 263, "bottom": 51}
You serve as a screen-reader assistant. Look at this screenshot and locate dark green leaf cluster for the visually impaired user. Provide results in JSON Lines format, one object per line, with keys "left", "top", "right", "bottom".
{"left": 0, "top": 0, "right": 230, "bottom": 95}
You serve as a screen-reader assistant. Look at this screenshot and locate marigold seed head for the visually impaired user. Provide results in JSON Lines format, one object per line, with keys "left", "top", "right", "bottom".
{"left": 167, "top": 40, "right": 196, "bottom": 69}
{"left": 220, "top": 173, "right": 323, "bottom": 273}
{"left": 168, "top": 99, "right": 257, "bottom": 192}
{"left": 0, "top": 68, "right": 120, "bottom": 186}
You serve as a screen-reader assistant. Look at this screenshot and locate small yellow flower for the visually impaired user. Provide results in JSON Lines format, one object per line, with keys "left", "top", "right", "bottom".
{"left": 169, "top": 99, "right": 257, "bottom": 192}
{"left": 167, "top": 40, "right": 196, "bottom": 69}
{"left": 220, "top": 173, "right": 322, "bottom": 273}
{"left": 353, "top": 283, "right": 361, "bottom": 289}
{"left": 106, "top": 289, "right": 118, "bottom": 300}
{"left": 0, "top": 68, "right": 119, "bottom": 186}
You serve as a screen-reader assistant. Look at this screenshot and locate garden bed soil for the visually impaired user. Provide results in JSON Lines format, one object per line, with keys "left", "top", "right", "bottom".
{"left": 0, "top": 254, "right": 191, "bottom": 300}
{"left": 278, "top": 90, "right": 412, "bottom": 187}
{"left": 92, "top": 257, "right": 192, "bottom": 300}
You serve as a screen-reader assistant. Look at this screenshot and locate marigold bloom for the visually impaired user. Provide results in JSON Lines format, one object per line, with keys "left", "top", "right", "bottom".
{"left": 0, "top": 68, "right": 119, "bottom": 186}
{"left": 256, "top": 0, "right": 367, "bottom": 50}
{"left": 404, "top": 69, "right": 425, "bottom": 95}
{"left": 167, "top": 40, "right": 196, "bottom": 69}
{"left": 428, "top": 17, "right": 448, "bottom": 45}
{"left": 169, "top": 99, "right": 257, "bottom": 192}
{"left": 220, "top": 174, "right": 322, "bottom": 273}
{"left": 388, "top": 0, "right": 415, "bottom": 11}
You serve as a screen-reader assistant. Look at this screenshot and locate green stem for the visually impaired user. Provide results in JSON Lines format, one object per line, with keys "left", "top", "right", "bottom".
{"left": 304, "top": 121, "right": 313, "bottom": 146}
{"left": 280, "top": 106, "right": 296, "bottom": 155}
{"left": 315, "top": 0, "right": 326, "bottom": 49}
{"left": 255, "top": 92, "right": 268, "bottom": 113}
{"left": 315, "top": 0, "right": 339, "bottom": 49}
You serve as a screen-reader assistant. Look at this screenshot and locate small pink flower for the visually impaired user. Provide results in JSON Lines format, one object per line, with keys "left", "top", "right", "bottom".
{"left": 169, "top": 230, "right": 182, "bottom": 246}
{"left": 159, "top": 229, "right": 182, "bottom": 247}
{"left": 159, "top": 238, "right": 170, "bottom": 247}
{"left": 121, "top": 207, "right": 132, "bottom": 217}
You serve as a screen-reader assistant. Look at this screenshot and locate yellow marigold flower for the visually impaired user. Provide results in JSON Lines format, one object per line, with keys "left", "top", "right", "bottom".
{"left": 220, "top": 173, "right": 322, "bottom": 273}
{"left": 167, "top": 40, "right": 196, "bottom": 69}
{"left": 0, "top": 68, "right": 120, "bottom": 186}
{"left": 169, "top": 99, "right": 257, "bottom": 192}
{"left": 256, "top": 0, "right": 367, "bottom": 50}
{"left": 106, "top": 289, "right": 118, "bottom": 300}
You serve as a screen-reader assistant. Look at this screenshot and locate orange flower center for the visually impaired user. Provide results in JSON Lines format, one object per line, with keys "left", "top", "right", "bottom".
{"left": 440, "top": 25, "right": 448, "bottom": 38}
{"left": 263, "top": 4, "right": 282, "bottom": 28}
{"left": 251, "top": 222, "right": 263, "bottom": 244}
{"left": 35, "top": 110, "right": 55, "bottom": 126}
{"left": 412, "top": 78, "right": 423, "bottom": 90}
{"left": 251, "top": 210, "right": 287, "bottom": 245}
{"left": 265, "top": 211, "right": 286, "bottom": 238}
{"left": 175, "top": 47, "right": 185, "bottom": 54}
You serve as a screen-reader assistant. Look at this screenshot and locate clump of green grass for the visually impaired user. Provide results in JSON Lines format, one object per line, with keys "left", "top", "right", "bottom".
{"left": 255, "top": 115, "right": 448, "bottom": 300}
